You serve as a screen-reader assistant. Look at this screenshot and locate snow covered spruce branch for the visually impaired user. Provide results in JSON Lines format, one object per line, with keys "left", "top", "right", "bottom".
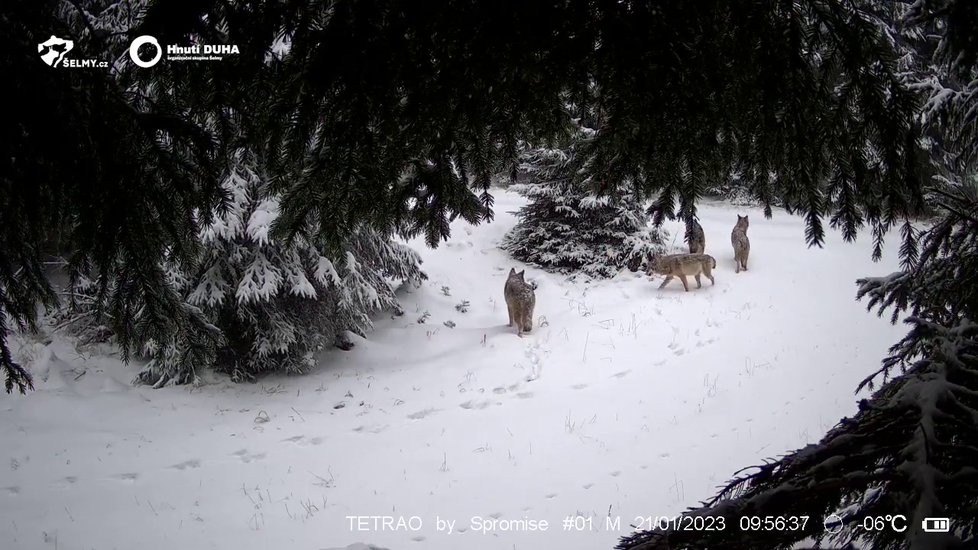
{"left": 502, "top": 110, "right": 668, "bottom": 279}
{"left": 616, "top": 317, "right": 978, "bottom": 550}
{"left": 53, "top": 150, "right": 426, "bottom": 386}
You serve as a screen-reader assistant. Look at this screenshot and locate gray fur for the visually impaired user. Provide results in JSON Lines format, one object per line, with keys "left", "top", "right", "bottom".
{"left": 685, "top": 218, "right": 706, "bottom": 254}
{"left": 731, "top": 214, "right": 750, "bottom": 273}
{"left": 647, "top": 253, "right": 716, "bottom": 292}
{"left": 504, "top": 268, "right": 536, "bottom": 337}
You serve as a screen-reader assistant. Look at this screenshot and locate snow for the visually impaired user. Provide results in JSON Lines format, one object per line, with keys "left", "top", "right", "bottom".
{"left": 0, "top": 191, "right": 911, "bottom": 550}
{"left": 246, "top": 197, "right": 281, "bottom": 246}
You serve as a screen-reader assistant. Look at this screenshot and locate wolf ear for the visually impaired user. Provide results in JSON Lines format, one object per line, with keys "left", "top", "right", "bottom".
{"left": 509, "top": 268, "right": 516, "bottom": 275}
{"left": 744, "top": 215, "right": 749, "bottom": 222}
{"left": 518, "top": 270, "right": 525, "bottom": 279}
{"left": 737, "top": 214, "right": 743, "bottom": 221}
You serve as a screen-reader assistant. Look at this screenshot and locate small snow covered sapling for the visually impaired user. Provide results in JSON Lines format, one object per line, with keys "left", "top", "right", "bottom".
{"left": 441, "top": 286, "right": 451, "bottom": 296}
{"left": 455, "top": 300, "right": 470, "bottom": 313}
{"left": 417, "top": 311, "right": 431, "bottom": 324}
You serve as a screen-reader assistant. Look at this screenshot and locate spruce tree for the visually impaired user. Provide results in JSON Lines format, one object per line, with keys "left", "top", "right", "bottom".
{"left": 502, "top": 107, "right": 667, "bottom": 279}
{"left": 54, "top": 148, "right": 427, "bottom": 386}
{"left": 3, "top": 0, "right": 935, "bottom": 392}
{"left": 615, "top": 4, "right": 978, "bottom": 549}
{"left": 2, "top": 0, "right": 225, "bottom": 393}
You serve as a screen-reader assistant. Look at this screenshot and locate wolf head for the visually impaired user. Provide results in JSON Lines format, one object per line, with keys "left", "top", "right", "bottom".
{"left": 508, "top": 268, "right": 526, "bottom": 284}
{"left": 736, "top": 214, "right": 749, "bottom": 229}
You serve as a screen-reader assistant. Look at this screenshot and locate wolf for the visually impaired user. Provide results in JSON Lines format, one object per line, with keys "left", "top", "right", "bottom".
{"left": 646, "top": 253, "right": 716, "bottom": 292}
{"left": 504, "top": 268, "right": 536, "bottom": 337}
{"left": 731, "top": 214, "right": 750, "bottom": 273}
{"left": 685, "top": 218, "right": 706, "bottom": 254}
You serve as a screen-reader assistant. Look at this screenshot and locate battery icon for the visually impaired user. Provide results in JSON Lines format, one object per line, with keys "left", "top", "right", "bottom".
{"left": 922, "top": 518, "right": 950, "bottom": 532}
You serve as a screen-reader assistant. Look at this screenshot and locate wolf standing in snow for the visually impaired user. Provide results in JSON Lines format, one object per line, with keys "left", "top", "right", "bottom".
{"left": 685, "top": 218, "right": 706, "bottom": 254}
{"left": 504, "top": 268, "right": 536, "bottom": 337}
{"left": 646, "top": 253, "right": 716, "bottom": 292}
{"left": 731, "top": 214, "right": 750, "bottom": 273}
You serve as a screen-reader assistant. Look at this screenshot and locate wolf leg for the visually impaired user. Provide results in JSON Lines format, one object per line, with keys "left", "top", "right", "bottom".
{"left": 703, "top": 260, "right": 716, "bottom": 285}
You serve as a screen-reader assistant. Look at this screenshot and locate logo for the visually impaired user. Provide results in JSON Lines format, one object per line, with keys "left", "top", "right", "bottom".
{"left": 128, "top": 35, "right": 240, "bottom": 68}
{"left": 38, "top": 35, "right": 109, "bottom": 69}
{"left": 129, "top": 35, "right": 163, "bottom": 68}
{"left": 38, "top": 35, "right": 73, "bottom": 67}
{"left": 921, "top": 518, "right": 950, "bottom": 533}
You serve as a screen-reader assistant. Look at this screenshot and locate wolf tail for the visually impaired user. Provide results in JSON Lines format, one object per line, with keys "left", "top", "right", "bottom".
{"left": 712, "top": 256, "right": 716, "bottom": 269}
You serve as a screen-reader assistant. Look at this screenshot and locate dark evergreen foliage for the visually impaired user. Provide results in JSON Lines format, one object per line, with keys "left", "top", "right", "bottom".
{"left": 3, "top": 0, "right": 931, "bottom": 392}
{"left": 615, "top": 3, "right": 978, "bottom": 549}
{"left": 2, "top": 0, "right": 223, "bottom": 393}
{"left": 906, "top": 0, "right": 978, "bottom": 170}
{"left": 615, "top": 317, "right": 978, "bottom": 550}
{"left": 502, "top": 106, "right": 668, "bottom": 279}
{"left": 51, "top": 146, "right": 428, "bottom": 386}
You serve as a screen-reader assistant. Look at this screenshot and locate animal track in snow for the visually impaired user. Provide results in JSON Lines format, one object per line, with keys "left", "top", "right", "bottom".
{"left": 50, "top": 477, "right": 77, "bottom": 490}
{"left": 673, "top": 348, "right": 686, "bottom": 356}
{"left": 407, "top": 408, "right": 439, "bottom": 420}
{"left": 232, "top": 449, "right": 266, "bottom": 463}
{"left": 610, "top": 370, "right": 631, "bottom": 379}
{"left": 282, "top": 435, "right": 327, "bottom": 447}
{"left": 571, "top": 384, "right": 589, "bottom": 390}
{"left": 492, "top": 386, "right": 507, "bottom": 394}
{"left": 113, "top": 473, "right": 139, "bottom": 482}
{"left": 411, "top": 536, "right": 427, "bottom": 542}
{"left": 582, "top": 483, "right": 594, "bottom": 489}
{"left": 545, "top": 493, "right": 557, "bottom": 500}
{"left": 515, "top": 392, "right": 534, "bottom": 399}
{"left": 353, "top": 424, "right": 390, "bottom": 434}
{"left": 524, "top": 340, "right": 544, "bottom": 382}
{"left": 170, "top": 459, "right": 201, "bottom": 470}
{"left": 3, "top": 486, "right": 19, "bottom": 496}
{"left": 459, "top": 399, "right": 494, "bottom": 410}
{"left": 609, "top": 471, "right": 621, "bottom": 477}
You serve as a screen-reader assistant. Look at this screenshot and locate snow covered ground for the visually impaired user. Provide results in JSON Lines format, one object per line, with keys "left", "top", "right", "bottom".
{"left": 1, "top": 191, "right": 910, "bottom": 550}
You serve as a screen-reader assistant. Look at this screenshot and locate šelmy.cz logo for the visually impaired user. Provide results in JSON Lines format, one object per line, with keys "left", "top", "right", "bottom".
{"left": 38, "top": 35, "right": 109, "bottom": 68}
{"left": 128, "top": 35, "right": 240, "bottom": 68}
